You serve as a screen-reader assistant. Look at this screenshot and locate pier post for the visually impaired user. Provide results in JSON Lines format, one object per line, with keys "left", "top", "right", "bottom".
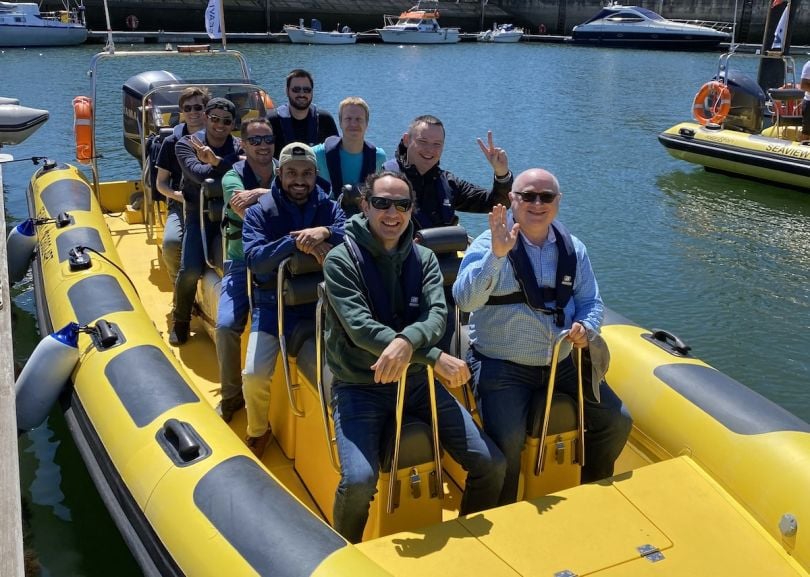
{"left": 0, "top": 156, "right": 25, "bottom": 577}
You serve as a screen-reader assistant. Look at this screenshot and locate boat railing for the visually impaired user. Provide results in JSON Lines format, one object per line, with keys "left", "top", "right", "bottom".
{"left": 670, "top": 18, "right": 733, "bottom": 33}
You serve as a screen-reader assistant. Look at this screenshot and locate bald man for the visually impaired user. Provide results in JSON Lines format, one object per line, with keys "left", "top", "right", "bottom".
{"left": 453, "top": 168, "right": 632, "bottom": 505}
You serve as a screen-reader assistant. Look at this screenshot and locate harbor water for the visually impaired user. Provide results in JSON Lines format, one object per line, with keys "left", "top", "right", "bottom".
{"left": 2, "top": 42, "right": 809, "bottom": 575}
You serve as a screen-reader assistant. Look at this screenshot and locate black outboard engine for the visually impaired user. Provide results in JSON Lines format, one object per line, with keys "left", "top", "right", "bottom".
{"left": 716, "top": 69, "right": 767, "bottom": 133}
{"left": 122, "top": 71, "right": 184, "bottom": 162}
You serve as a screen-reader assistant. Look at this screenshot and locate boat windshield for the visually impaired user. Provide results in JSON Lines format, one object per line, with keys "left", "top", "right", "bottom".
{"left": 635, "top": 7, "right": 665, "bottom": 20}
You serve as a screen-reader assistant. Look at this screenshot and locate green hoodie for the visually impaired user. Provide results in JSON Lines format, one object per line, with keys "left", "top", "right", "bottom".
{"left": 323, "top": 213, "right": 447, "bottom": 384}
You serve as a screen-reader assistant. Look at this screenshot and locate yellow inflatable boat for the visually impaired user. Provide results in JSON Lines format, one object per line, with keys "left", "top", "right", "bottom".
{"left": 17, "top": 48, "right": 810, "bottom": 577}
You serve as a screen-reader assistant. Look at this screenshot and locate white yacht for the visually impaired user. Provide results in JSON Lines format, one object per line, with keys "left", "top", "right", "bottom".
{"left": 0, "top": 1, "right": 87, "bottom": 47}
{"left": 284, "top": 18, "right": 356, "bottom": 45}
{"left": 377, "top": 1, "right": 460, "bottom": 44}
{"left": 571, "top": 4, "right": 730, "bottom": 50}
{"left": 477, "top": 23, "right": 524, "bottom": 43}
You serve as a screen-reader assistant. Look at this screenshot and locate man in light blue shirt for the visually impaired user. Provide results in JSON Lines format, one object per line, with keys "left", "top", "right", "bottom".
{"left": 453, "top": 167, "right": 632, "bottom": 505}
{"left": 312, "top": 97, "right": 386, "bottom": 215}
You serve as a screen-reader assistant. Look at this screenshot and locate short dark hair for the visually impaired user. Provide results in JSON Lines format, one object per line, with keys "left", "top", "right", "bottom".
{"left": 242, "top": 117, "right": 273, "bottom": 136}
{"left": 361, "top": 170, "right": 414, "bottom": 202}
{"left": 286, "top": 69, "right": 314, "bottom": 90}
{"left": 178, "top": 86, "right": 210, "bottom": 108}
{"left": 408, "top": 114, "right": 444, "bottom": 137}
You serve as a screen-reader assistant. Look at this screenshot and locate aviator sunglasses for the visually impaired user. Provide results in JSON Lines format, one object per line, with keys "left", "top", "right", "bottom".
{"left": 368, "top": 196, "right": 413, "bottom": 212}
{"left": 182, "top": 104, "right": 204, "bottom": 112}
{"left": 207, "top": 114, "right": 233, "bottom": 126}
{"left": 290, "top": 86, "right": 313, "bottom": 94}
{"left": 245, "top": 134, "right": 276, "bottom": 146}
{"left": 513, "top": 190, "right": 559, "bottom": 204}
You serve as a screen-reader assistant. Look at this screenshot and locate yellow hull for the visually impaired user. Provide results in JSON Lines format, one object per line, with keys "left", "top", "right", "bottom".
{"left": 659, "top": 121, "right": 810, "bottom": 190}
{"left": 26, "top": 162, "right": 810, "bottom": 576}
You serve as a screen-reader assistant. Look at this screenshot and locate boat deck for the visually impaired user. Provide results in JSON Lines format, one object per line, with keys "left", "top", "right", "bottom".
{"left": 103, "top": 205, "right": 806, "bottom": 575}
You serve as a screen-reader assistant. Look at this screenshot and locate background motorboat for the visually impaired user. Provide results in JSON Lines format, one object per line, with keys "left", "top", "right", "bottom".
{"left": 376, "top": 1, "right": 460, "bottom": 44}
{"left": 0, "top": 97, "right": 48, "bottom": 145}
{"left": 571, "top": 4, "right": 731, "bottom": 50}
{"left": 284, "top": 18, "right": 356, "bottom": 45}
{"left": 0, "top": 1, "right": 87, "bottom": 47}
{"left": 477, "top": 23, "right": 524, "bottom": 43}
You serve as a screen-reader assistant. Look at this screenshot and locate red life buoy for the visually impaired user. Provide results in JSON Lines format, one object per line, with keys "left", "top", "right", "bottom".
{"left": 72, "top": 96, "right": 93, "bottom": 164}
{"left": 774, "top": 83, "right": 803, "bottom": 117}
{"left": 125, "top": 14, "right": 139, "bottom": 30}
{"left": 692, "top": 81, "right": 731, "bottom": 125}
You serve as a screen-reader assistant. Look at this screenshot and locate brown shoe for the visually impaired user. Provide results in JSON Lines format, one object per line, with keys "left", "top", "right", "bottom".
{"left": 245, "top": 429, "right": 272, "bottom": 458}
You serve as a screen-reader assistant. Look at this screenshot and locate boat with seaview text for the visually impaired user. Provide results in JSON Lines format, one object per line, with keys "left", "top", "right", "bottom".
{"left": 376, "top": 0, "right": 460, "bottom": 44}
{"left": 0, "top": 1, "right": 87, "bottom": 47}
{"left": 8, "top": 33, "right": 810, "bottom": 577}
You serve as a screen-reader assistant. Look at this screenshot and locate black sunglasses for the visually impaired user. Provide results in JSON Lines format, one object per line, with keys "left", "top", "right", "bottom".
{"left": 290, "top": 86, "right": 313, "bottom": 94}
{"left": 182, "top": 104, "right": 204, "bottom": 112}
{"left": 245, "top": 134, "right": 275, "bottom": 146}
{"left": 207, "top": 114, "right": 233, "bottom": 126}
{"left": 368, "top": 196, "right": 413, "bottom": 212}
{"left": 513, "top": 190, "right": 559, "bottom": 204}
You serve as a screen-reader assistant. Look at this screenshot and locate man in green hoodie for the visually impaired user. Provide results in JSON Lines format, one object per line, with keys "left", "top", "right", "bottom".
{"left": 322, "top": 171, "right": 506, "bottom": 543}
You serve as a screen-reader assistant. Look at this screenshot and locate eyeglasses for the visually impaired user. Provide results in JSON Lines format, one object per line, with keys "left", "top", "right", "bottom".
{"left": 182, "top": 104, "right": 204, "bottom": 112}
{"left": 368, "top": 196, "right": 413, "bottom": 212}
{"left": 207, "top": 114, "right": 233, "bottom": 126}
{"left": 290, "top": 86, "right": 313, "bottom": 94}
{"left": 245, "top": 134, "right": 275, "bottom": 146}
{"left": 513, "top": 190, "right": 559, "bottom": 204}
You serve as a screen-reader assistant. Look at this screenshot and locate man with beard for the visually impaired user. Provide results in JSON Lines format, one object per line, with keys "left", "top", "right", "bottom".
{"left": 267, "top": 69, "right": 338, "bottom": 157}
{"left": 241, "top": 142, "right": 346, "bottom": 457}
{"left": 215, "top": 118, "right": 277, "bottom": 423}
{"left": 169, "top": 97, "right": 243, "bottom": 346}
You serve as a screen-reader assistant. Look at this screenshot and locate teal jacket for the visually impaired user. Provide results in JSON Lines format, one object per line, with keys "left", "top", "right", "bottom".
{"left": 323, "top": 214, "right": 447, "bottom": 384}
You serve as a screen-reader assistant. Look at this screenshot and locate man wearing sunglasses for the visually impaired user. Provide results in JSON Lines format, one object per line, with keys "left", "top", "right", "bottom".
{"left": 154, "top": 86, "right": 210, "bottom": 286}
{"left": 241, "top": 142, "right": 346, "bottom": 457}
{"left": 322, "top": 171, "right": 505, "bottom": 543}
{"left": 384, "top": 115, "right": 512, "bottom": 230}
{"left": 453, "top": 168, "right": 632, "bottom": 506}
{"left": 170, "top": 97, "right": 243, "bottom": 346}
{"left": 313, "top": 97, "right": 386, "bottom": 216}
{"left": 267, "top": 69, "right": 338, "bottom": 158}
{"left": 213, "top": 118, "right": 278, "bottom": 423}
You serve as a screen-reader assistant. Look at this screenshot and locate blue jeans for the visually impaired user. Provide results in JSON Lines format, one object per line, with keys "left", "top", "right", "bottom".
{"left": 468, "top": 348, "right": 632, "bottom": 505}
{"left": 173, "top": 207, "right": 217, "bottom": 323}
{"left": 215, "top": 259, "right": 249, "bottom": 402}
{"left": 331, "top": 372, "right": 506, "bottom": 543}
{"left": 162, "top": 199, "right": 184, "bottom": 287}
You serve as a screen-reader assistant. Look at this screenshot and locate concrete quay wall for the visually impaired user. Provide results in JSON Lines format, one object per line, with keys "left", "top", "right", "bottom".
{"left": 43, "top": 0, "right": 810, "bottom": 44}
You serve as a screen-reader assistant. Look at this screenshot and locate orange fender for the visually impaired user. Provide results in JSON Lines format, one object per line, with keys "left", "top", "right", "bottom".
{"left": 72, "top": 96, "right": 93, "bottom": 164}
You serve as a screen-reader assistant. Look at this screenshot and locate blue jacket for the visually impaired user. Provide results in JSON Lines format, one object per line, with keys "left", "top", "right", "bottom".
{"left": 242, "top": 180, "right": 346, "bottom": 335}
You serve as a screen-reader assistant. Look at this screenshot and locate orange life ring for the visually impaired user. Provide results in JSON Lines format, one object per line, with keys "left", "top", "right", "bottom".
{"left": 692, "top": 81, "right": 731, "bottom": 125}
{"left": 774, "top": 83, "right": 804, "bottom": 117}
{"left": 72, "top": 96, "right": 93, "bottom": 164}
{"left": 125, "top": 14, "right": 139, "bottom": 30}
{"left": 259, "top": 90, "right": 274, "bottom": 112}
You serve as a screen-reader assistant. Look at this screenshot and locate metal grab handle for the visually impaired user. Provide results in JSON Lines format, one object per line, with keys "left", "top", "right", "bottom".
{"left": 316, "top": 284, "right": 340, "bottom": 473}
{"left": 386, "top": 364, "right": 445, "bottom": 514}
{"left": 534, "top": 331, "right": 584, "bottom": 475}
{"left": 278, "top": 257, "right": 304, "bottom": 417}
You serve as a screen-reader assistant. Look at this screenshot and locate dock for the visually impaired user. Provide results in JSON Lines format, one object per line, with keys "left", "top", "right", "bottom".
{"left": 0, "top": 154, "right": 25, "bottom": 577}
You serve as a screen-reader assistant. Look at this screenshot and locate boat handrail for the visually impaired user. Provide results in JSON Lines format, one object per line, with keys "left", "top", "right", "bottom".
{"left": 670, "top": 18, "right": 733, "bottom": 33}
{"left": 716, "top": 51, "right": 797, "bottom": 87}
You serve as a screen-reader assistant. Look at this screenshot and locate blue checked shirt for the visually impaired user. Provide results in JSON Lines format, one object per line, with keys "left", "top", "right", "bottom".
{"left": 453, "top": 220, "right": 603, "bottom": 367}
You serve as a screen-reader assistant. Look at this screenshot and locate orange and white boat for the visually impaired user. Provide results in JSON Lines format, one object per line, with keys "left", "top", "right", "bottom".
{"left": 376, "top": 0, "right": 460, "bottom": 44}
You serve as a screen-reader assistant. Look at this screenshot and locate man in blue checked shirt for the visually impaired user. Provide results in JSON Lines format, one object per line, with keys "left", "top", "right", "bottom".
{"left": 453, "top": 167, "right": 632, "bottom": 506}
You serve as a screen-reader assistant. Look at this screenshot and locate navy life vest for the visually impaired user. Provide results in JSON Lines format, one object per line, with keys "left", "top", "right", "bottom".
{"left": 227, "top": 160, "right": 273, "bottom": 241}
{"left": 344, "top": 235, "right": 422, "bottom": 332}
{"left": 383, "top": 158, "right": 455, "bottom": 230}
{"left": 485, "top": 221, "right": 577, "bottom": 327}
{"left": 275, "top": 104, "right": 319, "bottom": 146}
{"left": 323, "top": 136, "right": 378, "bottom": 191}
{"left": 145, "top": 123, "right": 185, "bottom": 201}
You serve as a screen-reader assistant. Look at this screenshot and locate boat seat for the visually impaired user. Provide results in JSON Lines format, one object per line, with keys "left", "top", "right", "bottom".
{"left": 768, "top": 87, "right": 805, "bottom": 102}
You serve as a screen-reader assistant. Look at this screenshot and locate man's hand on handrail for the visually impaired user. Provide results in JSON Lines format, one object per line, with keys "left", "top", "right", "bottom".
{"left": 371, "top": 336, "right": 414, "bottom": 384}
{"left": 434, "top": 352, "right": 471, "bottom": 389}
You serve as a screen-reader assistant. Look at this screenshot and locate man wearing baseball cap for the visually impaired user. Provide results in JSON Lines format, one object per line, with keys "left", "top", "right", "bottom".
{"left": 240, "top": 142, "right": 346, "bottom": 457}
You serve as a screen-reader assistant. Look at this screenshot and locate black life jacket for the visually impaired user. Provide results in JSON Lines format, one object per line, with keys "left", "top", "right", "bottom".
{"left": 275, "top": 103, "right": 319, "bottom": 146}
{"left": 485, "top": 221, "right": 577, "bottom": 327}
{"left": 383, "top": 158, "right": 455, "bottom": 230}
{"left": 323, "top": 136, "right": 378, "bottom": 191}
{"left": 344, "top": 235, "right": 422, "bottom": 332}
{"left": 145, "top": 123, "right": 185, "bottom": 200}
{"left": 226, "top": 160, "right": 272, "bottom": 241}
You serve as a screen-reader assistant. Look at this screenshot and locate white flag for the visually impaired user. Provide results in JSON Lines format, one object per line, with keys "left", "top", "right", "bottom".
{"left": 205, "top": 0, "right": 222, "bottom": 39}
{"left": 771, "top": 4, "right": 789, "bottom": 50}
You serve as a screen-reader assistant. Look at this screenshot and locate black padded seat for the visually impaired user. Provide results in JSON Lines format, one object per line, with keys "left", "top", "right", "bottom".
{"left": 527, "top": 392, "right": 578, "bottom": 438}
{"left": 209, "top": 232, "right": 223, "bottom": 274}
{"left": 415, "top": 225, "right": 468, "bottom": 287}
{"left": 287, "top": 321, "right": 315, "bottom": 358}
{"left": 769, "top": 88, "right": 805, "bottom": 101}
{"left": 297, "top": 337, "right": 328, "bottom": 396}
